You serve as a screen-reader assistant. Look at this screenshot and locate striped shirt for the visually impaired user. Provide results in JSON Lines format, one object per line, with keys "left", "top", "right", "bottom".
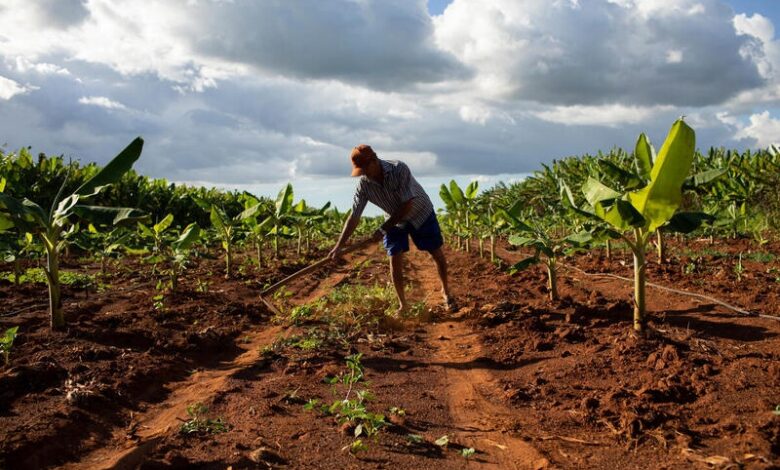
{"left": 351, "top": 159, "right": 434, "bottom": 229}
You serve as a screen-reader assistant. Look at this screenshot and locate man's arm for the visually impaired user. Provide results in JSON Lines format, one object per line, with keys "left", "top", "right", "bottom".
{"left": 329, "top": 183, "right": 368, "bottom": 259}
{"left": 379, "top": 198, "right": 415, "bottom": 233}
{"left": 329, "top": 214, "right": 361, "bottom": 259}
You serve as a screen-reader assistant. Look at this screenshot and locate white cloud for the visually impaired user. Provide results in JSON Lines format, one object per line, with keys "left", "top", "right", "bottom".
{"left": 727, "top": 111, "right": 780, "bottom": 147}
{"left": 78, "top": 96, "right": 127, "bottom": 110}
{"left": 533, "top": 104, "right": 672, "bottom": 127}
{"left": 734, "top": 13, "right": 775, "bottom": 43}
{"left": 12, "top": 57, "right": 71, "bottom": 75}
{"left": 459, "top": 105, "right": 491, "bottom": 125}
{"left": 666, "top": 49, "right": 684, "bottom": 64}
{"left": 0, "top": 75, "right": 36, "bottom": 100}
{"left": 434, "top": 0, "right": 763, "bottom": 106}
{"left": 0, "top": 0, "right": 779, "bottom": 189}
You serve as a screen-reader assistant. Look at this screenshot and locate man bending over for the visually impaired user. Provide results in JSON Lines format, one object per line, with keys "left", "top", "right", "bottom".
{"left": 328, "top": 144, "right": 453, "bottom": 314}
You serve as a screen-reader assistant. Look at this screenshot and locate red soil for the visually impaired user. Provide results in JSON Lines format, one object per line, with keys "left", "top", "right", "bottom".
{"left": 1, "top": 237, "right": 778, "bottom": 469}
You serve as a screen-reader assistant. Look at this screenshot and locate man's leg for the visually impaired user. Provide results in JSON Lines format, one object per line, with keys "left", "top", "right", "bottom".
{"left": 390, "top": 252, "right": 408, "bottom": 314}
{"left": 428, "top": 247, "right": 452, "bottom": 308}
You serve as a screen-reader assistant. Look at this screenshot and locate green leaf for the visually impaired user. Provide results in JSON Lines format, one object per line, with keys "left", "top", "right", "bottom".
{"left": 174, "top": 223, "right": 201, "bottom": 250}
{"left": 275, "top": 183, "right": 294, "bottom": 217}
{"left": 154, "top": 213, "right": 174, "bottom": 234}
{"left": 75, "top": 137, "right": 143, "bottom": 196}
{"left": 508, "top": 235, "right": 536, "bottom": 246}
{"left": 628, "top": 120, "right": 696, "bottom": 231}
{"left": 634, "top": 132, "right": 654, "bottom": 180}
{"left": 594, "top": 199, "right": 645, "bottom": 230}
{"left": 582, "top": 178, "right": 621, "bottom": 206}
{"left": 238, "top": 202, "right": 263, "bottom": 221}
{"left": 449, "top": 180, "right": 464, "bottom": 204}
{"left": 72, "top": 206, "right": 147, "bottom": 226}
{"left": 683, "top": 168, "right": 726, "bottom": 189}
{"left": 138, "top": 222, "right": 155, "bottom": 238}
{"left": 597, "top": 160, "right": 643, "bottom": 189}
{"left": 439, "top": 184, "right": 454, "bottom": 208}
{"left": 510, "top": 256, "right": 540, "bottom": 273}
{"left": 465, "top": 180, "right": 479, "bottom": 199}
{"left": 662, "top": 212, "right": 714, "bottom": 234}
{"left": 210, "top": 206, "right": 226, "bottom": 231}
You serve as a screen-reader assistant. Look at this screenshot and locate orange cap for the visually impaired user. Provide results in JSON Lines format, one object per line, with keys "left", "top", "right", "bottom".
{"left": 350, "top": 144, "right": 377, "bottom": 177}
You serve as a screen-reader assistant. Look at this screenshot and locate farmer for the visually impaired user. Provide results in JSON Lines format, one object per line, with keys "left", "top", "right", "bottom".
{"left": 329, "top": 144, "right": 453, "bottom": 314}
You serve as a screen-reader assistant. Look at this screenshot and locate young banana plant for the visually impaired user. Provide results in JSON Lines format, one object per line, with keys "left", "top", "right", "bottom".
{"left": 564, "top": 120, "right": 711, "bottom": 333}
{"left": 501, "top": 204, "right": 596, "bottom": 302}
{"left": 258, "top": 183, "right": 298, "bottom": 259}
{"left": 138, "top": 214, "right": 201, "bottom": 292}
{"left": 440, "top": 180, "right": 479, "bottom": 252}
{"left": 0, "top": 138, "right": 144, "bottom": 330}
{"left": 196, "top": 200, "right": 262, "bottom": 277}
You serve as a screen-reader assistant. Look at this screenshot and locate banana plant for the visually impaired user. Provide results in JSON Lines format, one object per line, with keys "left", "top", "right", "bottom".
{"left": 502, "top": 203, "right": 601, "bottom": 301}
{"left": 440, "top": 180, "right": 479, "bottom": 252}
{"left": 0, "top": 138, "right": 144, "bottom": 330}
{"left": 195, "top": 200, "right": 262, "bottom": 277}
{"left": 258, "top": 183, "right": 298, "bottom": 259}
{"left": 1, "top": 232, "right": 37, "bottom": 285}
{"left": 565, "top": 120, "right": 709, "bottom": 333}
{"left": 291, "top": 199, "right": 331, "bottom": 256}
{"left": 138, "top": 214, "right": 201, "bottom": 292}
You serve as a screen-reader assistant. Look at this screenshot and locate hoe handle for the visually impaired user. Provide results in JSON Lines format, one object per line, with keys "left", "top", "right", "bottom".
{"left": 261, "top": 237, "right": 376, "bottom": 295}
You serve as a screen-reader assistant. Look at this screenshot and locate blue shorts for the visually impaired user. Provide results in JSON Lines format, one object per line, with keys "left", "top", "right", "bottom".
{"left": 383, "top": 212, "right": 444, "bottom": 257}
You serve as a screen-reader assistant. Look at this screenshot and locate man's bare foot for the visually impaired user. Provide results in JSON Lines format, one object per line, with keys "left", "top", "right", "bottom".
{"left": 442, "top": 290, "right": 456, "bottom": 312}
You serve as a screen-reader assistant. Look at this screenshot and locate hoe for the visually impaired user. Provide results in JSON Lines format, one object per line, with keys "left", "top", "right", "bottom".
{"left": 259, "top": 237, "right": 376, "bottom": 315}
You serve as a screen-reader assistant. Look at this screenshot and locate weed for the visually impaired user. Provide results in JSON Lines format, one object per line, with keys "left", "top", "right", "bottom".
{"left": 744, "top": 252, "right": 777, "bottom": 263}
{"left": 289, "top": 305, "right": 314, "bottom": 324}
{"left": 734, "top": 252, "right": 744, "bottom": 282}
{"left": 1, "top": 326, "right": 19, "bottom": 366}
{"left": 195, "top": 278, "right": 210, "bottom": 293}
{"left": 774, "top": 405, "right": 780, "bottom": 416}
{"left": 0, "top": 268, "right": 94, "bottom": 289}
{"left": 461, "top": 447, "right": 476, "bottom": 459}
{"left": 179, "top": 403, "right": 230, "bottom": 435}
{"left": 434, "top": 435, "right": 450, "bottom": 448}
{"left": 406, "top": 434, "right": 424, "bottom": 444}
{"left": 306, "top": 353, "right": 387, "bottom": 451}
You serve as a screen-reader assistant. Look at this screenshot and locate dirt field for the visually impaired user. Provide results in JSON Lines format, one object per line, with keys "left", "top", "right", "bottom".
{"left": 1, "top": 238, "right": 779, "bottom": 469}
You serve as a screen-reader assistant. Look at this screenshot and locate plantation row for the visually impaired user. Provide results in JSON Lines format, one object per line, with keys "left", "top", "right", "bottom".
{"left": 1, "top": 119, "right": 778, "bottom": 340}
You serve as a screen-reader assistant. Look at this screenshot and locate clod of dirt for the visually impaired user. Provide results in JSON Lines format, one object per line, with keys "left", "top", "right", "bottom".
{"left": 248, "top": 447, "right": 287, "bottom": 466}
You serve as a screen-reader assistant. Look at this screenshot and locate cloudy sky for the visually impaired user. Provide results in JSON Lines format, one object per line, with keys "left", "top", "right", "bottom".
{"left": 1, "top": 0, "right": 780, "bottom": 209}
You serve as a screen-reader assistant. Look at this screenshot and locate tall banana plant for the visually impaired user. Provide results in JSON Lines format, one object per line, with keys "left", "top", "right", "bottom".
{"left": 565, "top": 120, "right": 709, "bottom": 333}
{"left": 0, "top": 138, "right": 145, "bottom": 330}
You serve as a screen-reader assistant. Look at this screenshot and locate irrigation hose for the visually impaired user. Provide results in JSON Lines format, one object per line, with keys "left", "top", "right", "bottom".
{"left": 561, "top": 263, "right": 780, "bottom": 322}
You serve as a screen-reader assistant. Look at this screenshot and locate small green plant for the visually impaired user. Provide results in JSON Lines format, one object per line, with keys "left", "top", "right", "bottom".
{"left": 195, "top": 277, "right": 210, "bottom": 293}
{"left": 306, "top": 353, "right": 387, "bottom": 451}
{"left": 152, "top": 293, "right": 165, "bottom": 312}
{"left": 434, "top": 435, "right": 450, "bottom": 448}
{"left": 1, "top": 326, "right": 19, "bottom": 366}
{"left": 289, "top": 305, "right": 314, "bottom": 324}
{"left": 461, "top": 447, "right": 476, "bottom": 459}
{"left": 773, "top": 405, "right": 780, "bottom": 416}
{"left": 734, "top": 252, "right": 744, "bottom": 282}
{"left": 179, "top": 403, "right": 230, "bottom": 435}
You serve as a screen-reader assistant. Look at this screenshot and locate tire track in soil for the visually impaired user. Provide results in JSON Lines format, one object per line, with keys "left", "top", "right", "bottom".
{"left": 60, "top": 247, "right": 377, "bottom": 470}
{"left": 406, "top": 250, "right": 550, "bottom": 469}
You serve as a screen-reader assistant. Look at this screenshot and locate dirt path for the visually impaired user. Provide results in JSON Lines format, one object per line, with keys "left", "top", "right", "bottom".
{"left": 60, "top": 324, "right": 284, "bottom": 470}
{"left": 429, "top": 321, "right": 549, "bottom": 469}
{"left": 405, "top": 251, "right": 550, "bottom": 469}
{"left": 60, "top": 247, "right": 377, "bottom": 470}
